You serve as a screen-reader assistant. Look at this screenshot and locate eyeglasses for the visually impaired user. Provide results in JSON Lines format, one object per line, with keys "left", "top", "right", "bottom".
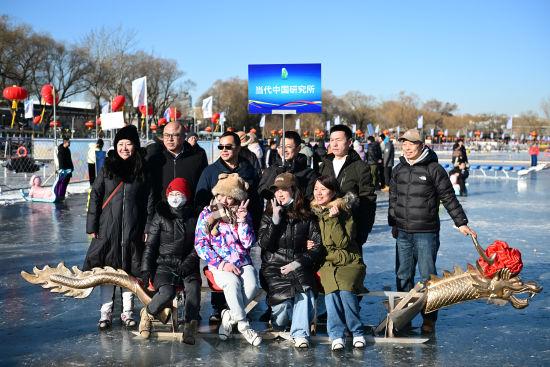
{"left": 218, "top": 144, "right": 235, "bottom": 151}
{"left": 163, "top": 133, "right": 181, "bottom": 140}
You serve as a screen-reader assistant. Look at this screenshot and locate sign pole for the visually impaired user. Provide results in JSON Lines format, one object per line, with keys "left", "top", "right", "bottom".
{"left": 272, "top": 109, "right": 296, "bottom": 166}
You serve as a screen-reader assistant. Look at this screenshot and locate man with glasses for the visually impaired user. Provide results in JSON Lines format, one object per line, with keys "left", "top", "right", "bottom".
{"left": 258, "top": 131, "right": 318, "bottom": 201}
{"left": 147, "top": 121, "right": 208, "bottom": 221}
{"left": 195, "top": 131, "right": 262, "bottom": 322}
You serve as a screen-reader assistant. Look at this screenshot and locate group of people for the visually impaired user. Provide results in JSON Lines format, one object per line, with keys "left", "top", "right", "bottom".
{"left": 82, "top": 121, "right": 476, "bottom": 350}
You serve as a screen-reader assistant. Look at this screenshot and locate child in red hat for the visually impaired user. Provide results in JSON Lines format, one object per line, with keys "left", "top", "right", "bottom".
{"left": 139, "top": 177, "right": 201, "bottom": 344}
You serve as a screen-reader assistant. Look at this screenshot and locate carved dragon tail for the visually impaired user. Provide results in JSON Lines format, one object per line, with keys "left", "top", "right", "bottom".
{"left": 21, "top": 263, "right": 152, "bottom": 306}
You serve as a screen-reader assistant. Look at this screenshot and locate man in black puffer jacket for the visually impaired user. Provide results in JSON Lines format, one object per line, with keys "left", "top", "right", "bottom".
{"left": 388, "top": 129, "right": 477, "bottom": 334}
{"left": 139, "top": 178, "right": 200, "bottom": 344}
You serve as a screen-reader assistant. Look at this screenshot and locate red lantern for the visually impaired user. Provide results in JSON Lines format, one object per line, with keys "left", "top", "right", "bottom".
{"left": 303, "top": 130, "right": 309, "bottom": 137}
{"left": 41, "top": 84, "right": 59, "bottom": 105}
{"left": 278, "top": 129, "right": 283, "bottom": 136}
{"left": 150, "top": 123, "right": 157, "bottom": 131}
{"left": 270, "top": 129, "right": 277, "bottom": 137}
{"left": 49, "top": 120, "right": 61, "bottom": 128}
{"left": 211, "top": 113, "right": 220, "bottom": 124}
{"left": 33, "top": 116, "right": 42, "bottom": 125}
{"left": 169, "top": 107, "right": 182, "bottom": 120}
{"left": 205, "top": 126, "right": 212, "bottom": 132}
{"left": 139, "top": 104, "right": 154, "bottom": 116}
{"left": 3, "top": 85, "right": 29, "bottom": 128}
{"left": 111, "top": 95, "right": 125, "bottom": 112}
{"left": 530, "top": 131, "right": 537, "bottom": 137}
{"left": 3, "top": 85, "right": 28, "bottom": 101}
{"left": 474, "top": 130, "right": 481, "bottom": 136}
{"left": 85, "top": 120, "right": 94, "bottom": 129}
{"left": 158, "top": 117, "right": 167, "bottom": 126}
{"left": 249, "top": 128, "right": 257, "bottom": 134}
{"left": 96, "top": 118, "right": 101, "bottom": 127}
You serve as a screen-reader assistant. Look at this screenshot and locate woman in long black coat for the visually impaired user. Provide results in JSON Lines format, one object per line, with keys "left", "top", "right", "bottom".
{"left": 83, "top": 125, "right": 150, "bottom": 330}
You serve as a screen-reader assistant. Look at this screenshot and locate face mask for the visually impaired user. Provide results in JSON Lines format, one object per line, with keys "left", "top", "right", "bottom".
{"left": 168, "top": 195, "right": 187, "bottom": 208}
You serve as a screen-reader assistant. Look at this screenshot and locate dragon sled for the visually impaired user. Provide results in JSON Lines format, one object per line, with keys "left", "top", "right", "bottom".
{"left": 21, "top": 236, "right": 541, "bottom": 344}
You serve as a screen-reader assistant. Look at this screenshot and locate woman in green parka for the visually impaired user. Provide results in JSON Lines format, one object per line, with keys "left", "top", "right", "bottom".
{"left": 311, "top": 175, "right": 367, "bottom": 351}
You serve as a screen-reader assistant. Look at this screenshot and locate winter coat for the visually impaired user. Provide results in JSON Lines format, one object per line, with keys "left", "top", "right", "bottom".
{"left": 366, "top": 142, "right": 382, "bottom": 165}
{"left": 382, "top": 140, "right": 395, "bottom": 167}
{"left": 194, "top": 206, "right": 255, "bottom": 270}
{"left": 257, "top": 206, "right": 325, "bottom": 306}
{"left": 83, "top": 152, "right": 150, "bottom": 276}
{"left": 146, "top": 140, "right": 208, "bottom": 210}
{"left": 195, "top": 157, "right": 262, "bottom": 230}
{"left": 57, "top": 144, "right": 74, "bottom": 171}
{"left": 141, "top": 202, "right": 199, "bottom": 287}
{"left": 311, "top": 193, "right": 366, "bottom": 294}
{"left": 319, "top": 149, "right": 377, "bottom": 244}
{"left": 239, "top": 148, "right": 262, "bottom": 177}
{"left": 258, "top": 153, "right": 318, "bottom": 201}
{"left": 388, "top": 147, "right": 468, "bottom": 232}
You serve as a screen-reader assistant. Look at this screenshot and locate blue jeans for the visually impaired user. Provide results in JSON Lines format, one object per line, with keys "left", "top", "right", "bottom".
{"left": 395, "top": 230, "right": 440, "bottom": 321}
{"left": 325, "top": 291, "right": 364, "bottom": 340}
{"left": 271, "top": 290, "right": 315, "bottom": 339}
{"left": 531, "top": 154, "right": 538, "bottom": 167}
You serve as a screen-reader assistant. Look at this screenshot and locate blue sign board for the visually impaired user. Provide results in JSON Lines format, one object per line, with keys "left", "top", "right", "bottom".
{"left": 248, "top": 63, "right": 322, "bottom": 114}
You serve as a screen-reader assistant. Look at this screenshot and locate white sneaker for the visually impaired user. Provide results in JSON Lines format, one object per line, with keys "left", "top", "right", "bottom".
{"left": 331, "top": 338, "right": 345, "bottom": 351}
{"left": 353, "top": 336, "right": 366, "bottom": 348}
{"left": 218, "top": 309, "right": 233, "bottom": 340}
{"left": 240, "top": 327, "right": 262, "bottom": 346}
{"left": 294, "top": 337, "right": 309, "bottom": 348}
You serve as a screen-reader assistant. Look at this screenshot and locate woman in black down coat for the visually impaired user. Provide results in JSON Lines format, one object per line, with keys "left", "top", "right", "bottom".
{"left": 83, "top": 125, "right": 150, "bottom": 330}
{"left": 138, "top": 177, "right": 200, "bottom": 344}
{"left": 257, "top": 172, "right": 325, "bottom": 348}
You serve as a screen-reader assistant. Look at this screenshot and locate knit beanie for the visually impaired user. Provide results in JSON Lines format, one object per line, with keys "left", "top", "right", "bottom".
{"left": 212, "top": 173, "right": 249, "bottom": 202}
{"left": 166, "top": 177, "right": 191, "bottom": 199}
{"left": 114, "top": 124, "right": 141, "bottom": 149}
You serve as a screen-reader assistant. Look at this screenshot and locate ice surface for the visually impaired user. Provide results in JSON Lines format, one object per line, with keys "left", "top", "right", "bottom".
{"left": 0, "top": 164, "right": 548, "bottom": 366}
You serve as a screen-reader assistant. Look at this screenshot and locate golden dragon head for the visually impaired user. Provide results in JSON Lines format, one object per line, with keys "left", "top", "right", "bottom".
{"left": 472, "top": 266, "right": 542, "bottom": 309}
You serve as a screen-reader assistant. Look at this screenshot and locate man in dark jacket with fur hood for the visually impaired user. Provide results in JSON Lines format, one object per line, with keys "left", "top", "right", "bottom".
{"left": 388, "top": 129, "right": 477, "bottom": 334}
{"left": 319, "top": 125, "right": 377, "bottom": 246}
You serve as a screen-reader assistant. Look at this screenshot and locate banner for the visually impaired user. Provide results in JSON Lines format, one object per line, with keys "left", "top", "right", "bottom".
{"left": 163, "top": 107, "right": 171, "bottom": 121}
{"left": 326, "top": 120, "right": 331, "bottom": 131}
{"left": 397, "top": 126, "right": 401, "bottom": 137}
{"left": 24, "top": 100, "right": 34, "bottom": 118}
{"left": 220, "top": 112, "right": 226, "bottom": 131}
{"left": 506, "top": 116, "right": 513, "bottom": 130}
{"left": 334, "top": 115, "right": 341, "bottom": 125}
{"left": 367, "top": 123, "right": 375, "bottom": 136}
{"left": 202, "top": 96, "right": 213, "bottom": 119}
{"left": 248, "top": 63, "right": 322, "bottom": 114}
{"left": 295, "top": 118, "right": 300, "bottom": 130}
{"left": 100, "top": 112, "right": 125, "bottom": 130}
{"left": 131, "top": 76, "right": 147, "bottom": 107}
{"left": 259, "top": 115, "right": 266, "bottom": 127}
{"left": 417, "top": 115, "right": 424, "bottom": 129}
{"left": 351, "top": 124, "right": 357, "bottom": 133}
{"left": 101, "top": 102, "right": 110, "bottom": 115}
{"left": 375, "top": 124, "right": 380, "bottom": 133}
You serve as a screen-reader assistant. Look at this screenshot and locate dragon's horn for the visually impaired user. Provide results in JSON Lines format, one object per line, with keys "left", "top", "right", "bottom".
{"left": 472, "top": 235, "right": 496, "bottom": 265}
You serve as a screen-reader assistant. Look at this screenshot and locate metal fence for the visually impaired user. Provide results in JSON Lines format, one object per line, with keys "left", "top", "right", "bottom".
{"left": 0, "top": 134, "right": 220, "bottom": 193}
{"left": 0, "top": 135, "right": 111, "bottom": 193}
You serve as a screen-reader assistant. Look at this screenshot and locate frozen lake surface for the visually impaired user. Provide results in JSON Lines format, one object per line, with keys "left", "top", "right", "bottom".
{"left": 0, "top": 167, "right": 548, "bottom": 366}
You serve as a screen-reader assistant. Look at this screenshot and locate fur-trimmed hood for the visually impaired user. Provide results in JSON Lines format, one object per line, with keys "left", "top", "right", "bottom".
{"left": 311, "top": 191, "right": 358, "bottom": 216}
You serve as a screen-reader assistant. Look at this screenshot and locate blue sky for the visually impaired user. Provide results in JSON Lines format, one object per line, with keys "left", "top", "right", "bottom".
{"left": 3, "top": 0, "right": 549, "bottom": 116}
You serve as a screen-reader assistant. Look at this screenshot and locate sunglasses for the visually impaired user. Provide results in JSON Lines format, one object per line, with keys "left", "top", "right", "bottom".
{"left": 217, "top": 144, "right": 235, "bottom": 151}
